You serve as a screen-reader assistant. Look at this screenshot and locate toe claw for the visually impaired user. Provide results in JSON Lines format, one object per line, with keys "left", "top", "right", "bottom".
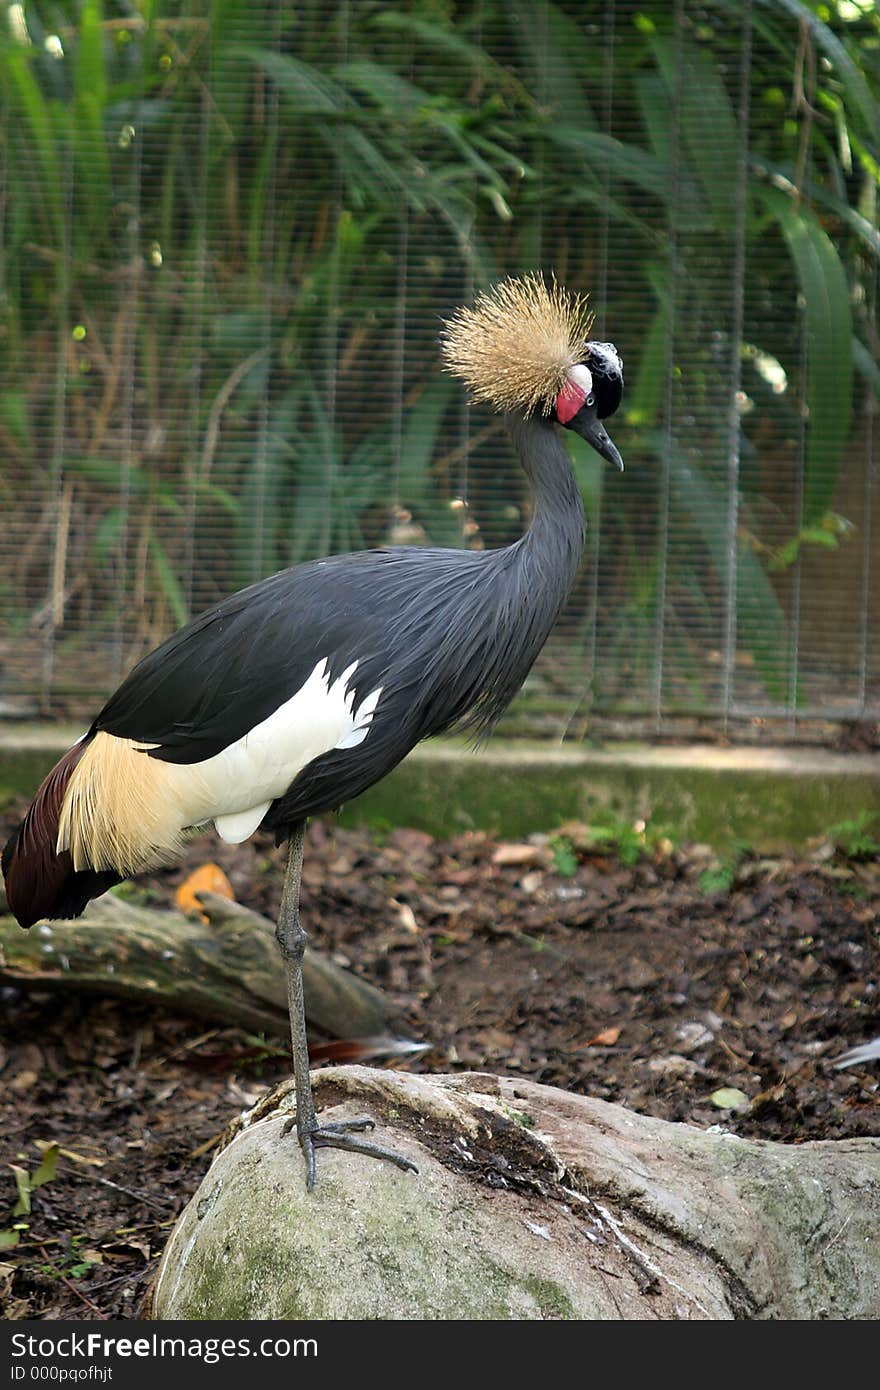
{"left": 320, "top": 1117, "right": 375, "bottom": 1136}
{"left": 288, "top": 1115, "right": 416, "bottom": 1186}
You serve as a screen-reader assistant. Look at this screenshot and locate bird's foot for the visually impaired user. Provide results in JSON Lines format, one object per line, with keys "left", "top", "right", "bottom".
{"left": 282, "top": 1114, "right": 418, "bottom": 1190}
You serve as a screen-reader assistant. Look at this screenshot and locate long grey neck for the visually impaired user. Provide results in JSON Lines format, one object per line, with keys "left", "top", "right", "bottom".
{"left": 405, "top": 411, "right": 587, "bottom": 742}
{"left": 505, "top": 411, "right": 586, "bottom": 589}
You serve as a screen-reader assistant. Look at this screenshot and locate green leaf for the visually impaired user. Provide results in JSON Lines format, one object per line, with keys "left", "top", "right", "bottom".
{"left": 73, "top": 0, "right": 110, "bottom": 239}
{"left": 3, "top": 47, "right": 65, "bottom": 245}
{"left": 651, "top": 34, "right": 740, "bottom": 232}
{"left": 397, "top": 377, "right": 456, "bottom": 509}
{"left": 567, "top": 445, "right": 602, "bottom": 522}
{"left": 547, "top": 125, "right": 709, "bottom": 231}
{"left": 710, "top": 1087, "right": 750, "bottom": 1113}
{"left": 195, "top": 481, "right": 240, "bottom": 517}
{"left": 333, "top": 61, "right": 429, "bottom": 115}
{"left": 75, "top": 1, "right": 108, "bottom": 118}
{"left": 507, "top": 0, "right": 597, "bottom": 128}
{"left": 64, "top": 455, "right": 131, "bottom": 490}
{"left": 764, "top": 189, "right": 854, "bottom": 524}
{"left": 699, "top": 864, "right": 737, "bottom": 896}
{"left": 150, "top": 538, "right": 188, "bottom": 627}
{"left": 549, "top": 835, "right": 578, "bottom": 877}
{"left": 760, "top": 0, "right": 879, "bottom": 144}
{"left": 93, "top": 508, "right": 125, "bottom": 566}
{"left": 547, "top": 126, "right": 669, "bottom": 199}
{"left": 10, "top": 1166, "right": 31, "bottom": 1218}
{"left": 31, "top": 1143, "right": 60, "bottom": 1190}
{"left": 670, "top": 450, "right": 787, "bottom": 702}
{"left": 0, "top": 391, "right": 30, "bottom": 447}
{"left": 768, "top": 511, "right": 854, "bottom": 570}
{"left": 233, "top": 46, "right": 351, "bottom": 115}
{"left": 212, "top": 312, "right": 269, "bottom": 361}
{"left": 635, "top": 71, "right": 674, "bottom": 163}
{"left": 370, "top": 11, "right": 517, "bottom": 96}
{"left": 799, "top": 525, "right": 838, "bottom": 549}
{"left": 853, "top": 338, "right": 880, "bottom": 401}
{"left": 0, "top": 1229, "right": 20, "bottom": 1251}
{"left": 750, "top": 156, "right": 880, "bottom": 260}
{"left": 626, "top": 300, "right": 668, "bottom": 427}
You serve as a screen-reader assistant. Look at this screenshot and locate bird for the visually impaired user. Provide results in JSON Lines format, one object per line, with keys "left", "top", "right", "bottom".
{"left": 2, "top": 273, "right": 624, "bottom": 1187}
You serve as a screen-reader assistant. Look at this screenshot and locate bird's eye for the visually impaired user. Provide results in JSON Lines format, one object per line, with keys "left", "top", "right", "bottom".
{"left": 586, "top": 394, "right": 595, "bottom": 408}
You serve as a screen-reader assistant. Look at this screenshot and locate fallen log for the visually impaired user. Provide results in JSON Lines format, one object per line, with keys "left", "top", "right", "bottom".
{"left": 0, "top": 890, "right": 400, "bottom": 1041}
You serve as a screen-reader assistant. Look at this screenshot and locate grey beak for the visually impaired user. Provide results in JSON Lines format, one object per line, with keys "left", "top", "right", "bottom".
{"left": 568, "top": 406, "right": 624, "bottom": 471}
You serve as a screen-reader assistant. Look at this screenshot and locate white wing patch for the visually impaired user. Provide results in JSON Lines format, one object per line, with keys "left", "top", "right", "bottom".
{"left": 336, "top": 684, "right": 383, "bottom": 749}
{"left": 214, "top": 803, "right": 272, "bottom": 844}
{"left": 55, "top": 660, "right": 384, "bottom": 869}
{"left": 190, "top": 657, "right": 382, "bottom": 844}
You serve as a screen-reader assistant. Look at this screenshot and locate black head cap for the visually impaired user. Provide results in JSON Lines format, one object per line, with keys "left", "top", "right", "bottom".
{"left": 585, "top": 341, "right": 623, "bottom": 419}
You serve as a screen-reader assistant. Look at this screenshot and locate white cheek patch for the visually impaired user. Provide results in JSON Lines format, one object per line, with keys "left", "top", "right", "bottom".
{"left": 568, "top": 363, "right": 593, "bottom": 396}
{"left": 163, "top": 658, "right": 382, "bottom": 844}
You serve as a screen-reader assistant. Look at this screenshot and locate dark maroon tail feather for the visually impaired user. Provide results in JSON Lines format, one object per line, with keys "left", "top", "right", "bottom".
{"left": 1, "top": 737, "right": 120, "bottom": 929}
{"left": 309, "top": 1037, "right": 432, "bottom": 1064}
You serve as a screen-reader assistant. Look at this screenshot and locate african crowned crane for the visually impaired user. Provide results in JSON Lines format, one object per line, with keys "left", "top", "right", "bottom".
{"left": 3, "top": 274, "right": 623, "bottom": 1186}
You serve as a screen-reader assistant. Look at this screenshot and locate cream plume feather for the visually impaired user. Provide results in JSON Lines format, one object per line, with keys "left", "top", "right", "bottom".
{"left": 440, "top": 273, "right": 594, "bottom": 415}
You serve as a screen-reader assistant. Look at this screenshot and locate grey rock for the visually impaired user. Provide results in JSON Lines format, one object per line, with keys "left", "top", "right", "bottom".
{"left": 150, "top": 1066, "right": 880, "bottom": 1321}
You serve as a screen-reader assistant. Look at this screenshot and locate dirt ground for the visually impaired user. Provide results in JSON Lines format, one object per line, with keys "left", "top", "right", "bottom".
{"left": 0, "top": 812, "right": 878, "bottom": 1320}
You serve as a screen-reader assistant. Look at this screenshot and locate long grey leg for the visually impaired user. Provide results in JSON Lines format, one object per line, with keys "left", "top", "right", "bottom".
{"left": 274, "top": 823, "right": 418, "bottom": 1189}
{"left": 275, "top": 822, "right": 318, "bottom": 1150}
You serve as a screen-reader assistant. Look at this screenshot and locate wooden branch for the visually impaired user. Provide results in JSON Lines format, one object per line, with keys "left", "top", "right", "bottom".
{"left": 0, "top": 891, "right": 399, "bottom": 1041}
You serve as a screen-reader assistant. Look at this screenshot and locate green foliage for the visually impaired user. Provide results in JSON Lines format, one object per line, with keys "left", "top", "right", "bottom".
{"left": 11, "top": 1143, "right": 59, "bottom": 1216}
{"left": 38, "top": 1234, "right": 102, "bottom": 1281}
{"left": 581, "top": 815, "right": 677, "bottom": 866}
{"left": 552, "top": 816, "right": 680, "bottom": 876}
{"left": 766, "top": 190, "right": 855, "bottom": 524}
{"left": 109, "top": 880, "right": 160, "bottom": 906}
{"left": 698, "top": 841, "right": 750, "bottom": 896}
{"left": 1, "top": 1143, "right": 60, "bottom": 1250}
{"left": 826, "top": 811, "right": 880, "bottom": 860}
{"left": 768, "top": 511, "right": 855, "bottom": 570}
{"left": 507, "top": 1109, "right": 536, "bottom": 1129}
{"left": 0, "top": 0, "right": 877, "bottom": 718}
{"left": 548, "top": 834, "right": 578, "bottom": 877}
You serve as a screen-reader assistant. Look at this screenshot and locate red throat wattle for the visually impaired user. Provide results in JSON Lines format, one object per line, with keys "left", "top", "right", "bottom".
{"left": 555, "top": 378, "right": 587, "bottom": 424}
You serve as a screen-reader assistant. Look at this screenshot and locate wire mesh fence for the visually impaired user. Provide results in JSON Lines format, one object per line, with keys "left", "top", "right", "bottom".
{"left": 0, "top": 0, "right": 877, "bottom": 743}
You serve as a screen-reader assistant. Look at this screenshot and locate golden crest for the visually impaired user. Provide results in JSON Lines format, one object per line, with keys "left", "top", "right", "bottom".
{"left": 440, "top": 273, "right": 594, "bottom": 415}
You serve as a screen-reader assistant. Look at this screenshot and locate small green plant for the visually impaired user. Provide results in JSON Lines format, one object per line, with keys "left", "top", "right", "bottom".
{"left": 0, "top": 1226, "right": 26, "bottom": 1252}
{"left": 39, "top": 1235, "right": 102, "bottom": 1281}
{"left": 367, "top": 820, "right": 394, "bottom": 847}
{"left": 698, "top": 841, "right": 750, "bottom": 896}
{"left": 1, "top": 1143, "right": 59, "bottom": 1251}
{"left": 506, "top": 1109, "right": 535, "bottom": 1129}
{"left": 698, "top": 862, "right": 737, "bottom": 896}
{"left": 768, "top": 511, "right": 855, "bottom": 571}
{"left": 580, "top": 815, "right": 677, "bottom": 867}
{"left": 238, "top": 1033, "right": 287, "bottom": 1068}
{"left": 826, "top": 812, "right": 880, "bottom": 860}
{"left": 109, "top": 881, "right": 159, "bottom": 907}
{"left": 548, "top": 834, "right": 578, "bottom": 877}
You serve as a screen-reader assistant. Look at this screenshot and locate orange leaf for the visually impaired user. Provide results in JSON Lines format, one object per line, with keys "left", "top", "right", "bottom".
{"left": 175, "top": 864, "right": 235, "bottom": 920}
{"left": 586, "top": 1026, "right": 621, "bottom": 1047}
